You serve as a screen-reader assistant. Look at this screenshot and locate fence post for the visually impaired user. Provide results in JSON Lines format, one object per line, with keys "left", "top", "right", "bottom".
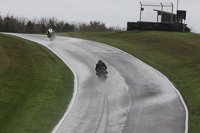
{"left": 139, "top": 2, "right": 142, "bottom": 22}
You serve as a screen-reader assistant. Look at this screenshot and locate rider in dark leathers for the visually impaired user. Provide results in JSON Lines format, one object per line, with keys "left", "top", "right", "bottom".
{"left": 95, "top": 60, "right": 107, "bottom": 75}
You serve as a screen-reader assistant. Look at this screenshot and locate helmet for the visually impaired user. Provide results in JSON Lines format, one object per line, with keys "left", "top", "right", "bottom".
{"left": 98, "top": 60, "right": 103, "bottom": 63}
{"left": 48, "top": 28, "right": 53, "bottom": 33}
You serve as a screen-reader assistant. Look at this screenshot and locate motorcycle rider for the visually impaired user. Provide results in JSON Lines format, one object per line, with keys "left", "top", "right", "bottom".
{"left": 47, "top": 28, "right": 56, "bottom": 40}
{"left": 47, "top": 28, "right": 55, "bottom": 35}
{"left": 95, "top": 60, "right": 107, "bottom": 75}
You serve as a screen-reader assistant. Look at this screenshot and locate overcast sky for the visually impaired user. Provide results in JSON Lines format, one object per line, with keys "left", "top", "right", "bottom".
{"left": 0, "top": 0, "right": 200, "bottom": 32}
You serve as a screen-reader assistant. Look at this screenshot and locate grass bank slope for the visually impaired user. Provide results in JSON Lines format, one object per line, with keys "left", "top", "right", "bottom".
{"left": 58, "top": 31, "right": 200, "bottom": 133}
{"left": 0, "top": 34, "right": 73, "bottom": 133}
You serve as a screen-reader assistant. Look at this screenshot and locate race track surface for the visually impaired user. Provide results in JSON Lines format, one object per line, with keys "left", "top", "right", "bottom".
{"left": 6, "top": 33, "right": 188, "bottom": 133}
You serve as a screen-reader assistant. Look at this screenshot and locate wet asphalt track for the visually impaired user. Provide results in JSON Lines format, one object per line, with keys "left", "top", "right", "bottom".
{"left": 6, "top": 33, "right": 188, "bottom": 133}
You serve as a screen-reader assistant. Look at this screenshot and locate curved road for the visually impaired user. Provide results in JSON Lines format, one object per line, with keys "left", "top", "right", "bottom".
{"left": 6, "top": 33, "right": 188, "bottom": 133}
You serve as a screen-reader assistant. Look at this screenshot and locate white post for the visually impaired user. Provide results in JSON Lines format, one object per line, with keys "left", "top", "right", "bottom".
{"left": 171, "top": 3, "right": 174, "bottom": 23}
{"left": 161, "top": 3, "right": 163, "bottom": 22}
{"left": 139, "top": 2, "right": 142, "bottom": 22}
{"left": 177, "top": 0, "right": 179, "bottom": 12}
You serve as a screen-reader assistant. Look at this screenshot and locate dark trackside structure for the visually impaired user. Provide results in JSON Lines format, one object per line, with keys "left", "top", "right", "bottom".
{"left": 127, "top": 2, "right": 189, "bottom": 32}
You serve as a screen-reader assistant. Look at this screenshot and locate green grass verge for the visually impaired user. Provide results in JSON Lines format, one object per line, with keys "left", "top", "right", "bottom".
{"left": 0, "top": 34, "right": 74, "bottom": 133}
{"left": 58, "top": 31, "right": 200, "bottom": 133}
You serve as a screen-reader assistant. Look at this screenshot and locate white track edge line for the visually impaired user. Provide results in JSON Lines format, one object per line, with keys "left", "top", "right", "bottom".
{"left": 47, "top": 48, "right": 78, "bottom": 133}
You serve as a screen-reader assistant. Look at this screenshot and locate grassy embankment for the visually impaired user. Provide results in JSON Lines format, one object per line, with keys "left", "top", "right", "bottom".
{"left": 58, "top": 31, "right": 200, "bottom": 133}
{"left": 0, "top": 34, "right": 74, "bottom": 133}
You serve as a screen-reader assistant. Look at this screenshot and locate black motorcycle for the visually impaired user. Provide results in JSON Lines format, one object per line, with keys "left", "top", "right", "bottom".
{"left": 96, "top": 69, "right": 108, "bottom": 82}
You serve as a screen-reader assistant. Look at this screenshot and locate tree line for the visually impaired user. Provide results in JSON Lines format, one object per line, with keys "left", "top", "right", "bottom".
{"left": 0, "top": 15, "right": 123, "bottom": 33}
